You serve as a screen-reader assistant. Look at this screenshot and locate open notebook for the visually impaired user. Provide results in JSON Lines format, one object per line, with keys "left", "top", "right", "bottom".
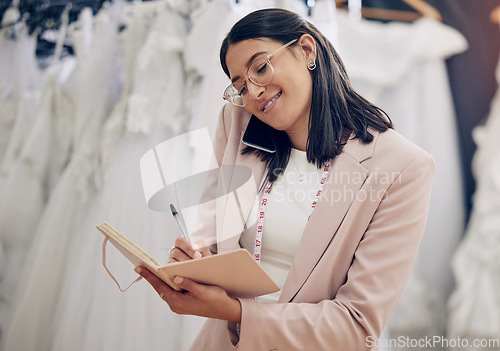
{"left": 97, "top": 222, "right": 279, "bottom": 299}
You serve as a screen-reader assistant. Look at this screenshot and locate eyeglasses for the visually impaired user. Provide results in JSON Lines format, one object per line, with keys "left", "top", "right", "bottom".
{"left": 223, "top": 39, "right": 298, "bottom": 107}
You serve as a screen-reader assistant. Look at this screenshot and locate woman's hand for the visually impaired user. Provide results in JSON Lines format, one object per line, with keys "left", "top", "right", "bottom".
{"left": 168, "top": 237, "right": 212, "bottom": 263}
{"left": 134, "top": 266, "right": 242, "bottom": 323}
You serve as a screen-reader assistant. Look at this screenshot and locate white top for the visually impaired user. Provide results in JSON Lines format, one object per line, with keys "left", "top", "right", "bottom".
{"left": 240, "top": 148, "right": 326, "bottom": 302}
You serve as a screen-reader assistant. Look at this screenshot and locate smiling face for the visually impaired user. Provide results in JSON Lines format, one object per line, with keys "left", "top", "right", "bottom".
{"left": 224, "top": 36, "right": 316, "bottom": 149}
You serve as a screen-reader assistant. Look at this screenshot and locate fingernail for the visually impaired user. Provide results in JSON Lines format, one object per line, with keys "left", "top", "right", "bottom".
{"left": 174, "top": 276, "right": 183, "bottom": 285}
{"left": 194, "top": 251, "right": 202, "bottom": 259}
{"left": 134, "top": 267, "right": 142, "bottom": 274}
{"left": 191, "top": 243, "right": 200, "bottom": 250}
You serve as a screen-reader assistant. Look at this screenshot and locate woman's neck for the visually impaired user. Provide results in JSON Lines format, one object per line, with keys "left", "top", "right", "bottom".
{"left": 286, "top": 117, "right": 309, "bottom": 151}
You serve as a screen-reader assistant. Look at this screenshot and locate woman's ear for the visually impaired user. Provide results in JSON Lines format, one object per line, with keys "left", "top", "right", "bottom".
{"left": 297, "top": 34, "right": 316, "bottom": 62}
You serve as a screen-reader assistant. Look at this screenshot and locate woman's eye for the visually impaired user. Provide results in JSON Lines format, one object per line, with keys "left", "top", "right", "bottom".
{"left": 256, "top": 62, "right": 268, "bottom": 74}
{"left": 239, "top": 87, "right": 247, "bottom": 95}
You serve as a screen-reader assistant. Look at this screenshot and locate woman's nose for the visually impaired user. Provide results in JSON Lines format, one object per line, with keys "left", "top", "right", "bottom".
{"left": 246, "top": 80, "right": 265, "bottom": 99}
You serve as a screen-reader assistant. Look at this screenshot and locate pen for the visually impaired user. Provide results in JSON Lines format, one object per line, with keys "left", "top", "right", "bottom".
{"left": 169, "top": 204, "right": 190, "bottom": 241}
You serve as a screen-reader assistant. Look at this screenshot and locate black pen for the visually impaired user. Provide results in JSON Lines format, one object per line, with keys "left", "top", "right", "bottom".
{"left": 169, "top": 204, "right": 190, "bottom": 241}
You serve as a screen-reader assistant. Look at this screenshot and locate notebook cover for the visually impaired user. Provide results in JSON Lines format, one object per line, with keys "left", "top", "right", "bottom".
{"left": 97, "top": 222, "right": 280, "bottom": 299}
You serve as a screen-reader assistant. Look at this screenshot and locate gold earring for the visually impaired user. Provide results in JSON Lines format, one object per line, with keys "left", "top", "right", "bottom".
{"left": 307, "top": 60, "right": 316, "bottom": 70}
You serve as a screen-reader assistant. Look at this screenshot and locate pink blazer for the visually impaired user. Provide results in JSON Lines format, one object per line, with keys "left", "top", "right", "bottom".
{"left": 189, "top": 103, "right": 435, "bottom": 351}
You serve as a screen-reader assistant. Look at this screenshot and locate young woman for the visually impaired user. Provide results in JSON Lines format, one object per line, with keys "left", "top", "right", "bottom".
{"left": 135, "top": 8, "right": 435, "bottom": 350}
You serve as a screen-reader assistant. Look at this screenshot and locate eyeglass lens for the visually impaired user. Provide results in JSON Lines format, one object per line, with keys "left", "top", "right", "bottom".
{"left": 224, "top": 39, "right": 298, "bottom": 107}
{"left": 227, "top": 59, "right": 274, "bottom": 106}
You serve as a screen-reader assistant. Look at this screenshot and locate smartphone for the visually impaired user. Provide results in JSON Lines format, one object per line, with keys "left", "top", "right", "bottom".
{"left": 241, "top": 115, "right": 277, "bottom": 153}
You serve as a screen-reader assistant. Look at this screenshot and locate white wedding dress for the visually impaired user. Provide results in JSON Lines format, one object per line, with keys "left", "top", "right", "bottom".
{"left": 1, "top": 4, "right": 124, "bottom": 351}
{"left": 185, "top": 0, "right": 243, "bottom": 139}
{"left": 0, "top": 11, "right": 73, "bottom": 344}
{"left": 0, "top": 6, "right": 44, "bottom": 190}
{"left": 0, "top": 7, "right": 24, "bottom": 166}
{"left": 336, "top": 11, "right": 468, "bottom": 340}
{"left": 447, "top": 50, "right": 500, "bottom": 347}
{"left": 0, "top": 10, "right": 42, "bottom": 269}
{"left": 185, "top": 0, "right": 278, "bottom": 139}
{"left": 0, "top": 28, "right": 44, "bottom": 175}
{"left": 50, "top": 2, "right": 208, "bottom": 351}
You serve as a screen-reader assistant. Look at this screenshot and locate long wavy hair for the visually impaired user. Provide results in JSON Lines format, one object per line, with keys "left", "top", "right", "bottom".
{"left": 220, "top": 8, "right": 393, "bottom": 184}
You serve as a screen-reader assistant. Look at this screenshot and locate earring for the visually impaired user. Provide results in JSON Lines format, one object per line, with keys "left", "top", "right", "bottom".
{"left": 307, "top": 60, "right": 316, "bottom": 70}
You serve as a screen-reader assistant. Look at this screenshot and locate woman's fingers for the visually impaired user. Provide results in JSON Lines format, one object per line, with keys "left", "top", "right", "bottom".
{"left": 169, "top": 246, "right": 195, "bottom": 262}
{"left": 171, "top": 238, "right": 211, "bottom": 262}
{"left": 173, "top": 276, "right": 201, "bottom": 296}
{"left": 176, "top": 237, "right": 201, "bottom": 259}
{"left": 197, "top": 242, "right": 212, "bottom": 257}
{"left": 134, "top": 266, "right": 241, "bottom": 322}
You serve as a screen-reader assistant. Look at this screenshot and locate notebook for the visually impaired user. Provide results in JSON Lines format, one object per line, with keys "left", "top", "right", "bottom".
{"left": 97, "top": 222, "right": 280, "bottom": 299}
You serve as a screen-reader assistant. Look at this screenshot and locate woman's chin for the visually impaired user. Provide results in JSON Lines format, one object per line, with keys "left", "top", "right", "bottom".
{"left": 264, "top": 120, "right": 287, "bottom": 131}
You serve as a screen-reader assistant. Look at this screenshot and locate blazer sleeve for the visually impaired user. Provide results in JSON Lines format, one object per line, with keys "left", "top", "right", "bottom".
{"left": 233, "top": 153, "right": 436, "bottom": 351}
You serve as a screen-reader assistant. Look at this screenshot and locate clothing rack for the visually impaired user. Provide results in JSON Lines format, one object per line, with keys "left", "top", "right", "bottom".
{"left": 0, "top": 0, "right": 100, "bottom": 34}
{"left": 0, "top": 0, "right": 151, "bottom": 35}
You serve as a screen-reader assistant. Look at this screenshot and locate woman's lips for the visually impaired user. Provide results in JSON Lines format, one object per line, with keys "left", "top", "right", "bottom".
{"left": 261, "top": 92, "right": 282, "bottom": 113}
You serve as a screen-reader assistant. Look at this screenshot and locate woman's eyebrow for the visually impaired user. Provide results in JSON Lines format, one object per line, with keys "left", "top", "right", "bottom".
{"left": 231, "top": 51, "right": 268, "bottom": 83}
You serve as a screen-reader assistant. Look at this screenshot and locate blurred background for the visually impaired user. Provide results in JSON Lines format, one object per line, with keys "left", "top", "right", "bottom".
{"left": 0, "top": 0, "right": 499, "bottom": 350}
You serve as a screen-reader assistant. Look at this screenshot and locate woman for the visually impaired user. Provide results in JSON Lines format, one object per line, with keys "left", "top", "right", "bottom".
{"left": 135, "top": 8, "right": 435, "bottom": 350}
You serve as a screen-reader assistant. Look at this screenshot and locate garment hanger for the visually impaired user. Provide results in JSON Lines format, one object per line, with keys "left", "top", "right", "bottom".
{"left": 335, "top": 0, "right": 442, "bottom": 22}
{"left": 403, "top": 0, "right": 441, "bottom": 21}
{"left": 304, "top": 0, "right": 316, "bottom": 17}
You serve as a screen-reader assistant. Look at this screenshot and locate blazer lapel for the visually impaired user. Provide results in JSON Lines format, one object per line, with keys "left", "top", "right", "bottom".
{"left": 279, "top": 134, "right": 376, "bottom": 302}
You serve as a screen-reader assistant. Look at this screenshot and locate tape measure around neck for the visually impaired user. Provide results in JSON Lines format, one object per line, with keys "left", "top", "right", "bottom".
{"left": 252, "top": 159, "right": 332, "bottom": 264}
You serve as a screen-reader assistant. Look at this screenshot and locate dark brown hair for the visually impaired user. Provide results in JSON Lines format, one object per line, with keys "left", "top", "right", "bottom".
{"left": 220, "top": 8, "right": 393, "bottom": 184}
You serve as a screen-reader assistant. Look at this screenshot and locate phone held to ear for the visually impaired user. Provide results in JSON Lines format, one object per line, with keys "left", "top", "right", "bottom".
{"left": 241, "top": 115, "right": 277, "bottom": 153}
